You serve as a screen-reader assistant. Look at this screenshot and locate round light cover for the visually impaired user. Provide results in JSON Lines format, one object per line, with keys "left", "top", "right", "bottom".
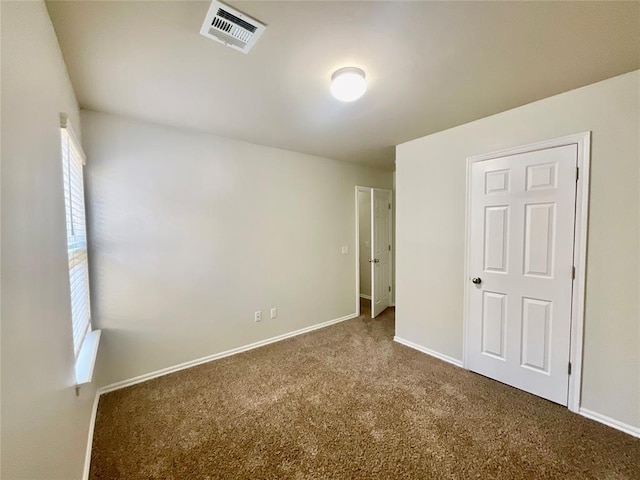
{"left": 331, "top": 67, "right": 367, "bottom": 102}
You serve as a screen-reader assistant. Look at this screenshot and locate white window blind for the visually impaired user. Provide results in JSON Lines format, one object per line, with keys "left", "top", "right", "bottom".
{"left": 61, "top": 120, "right": 92, "bottom": 358}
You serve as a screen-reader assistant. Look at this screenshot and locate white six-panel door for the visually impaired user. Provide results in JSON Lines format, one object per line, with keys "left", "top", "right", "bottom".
{"left": 371, "top": 189, "right": 392, "bottom": 318}
{"left": 466, "top": 145, "right": 577, "bottom": 405}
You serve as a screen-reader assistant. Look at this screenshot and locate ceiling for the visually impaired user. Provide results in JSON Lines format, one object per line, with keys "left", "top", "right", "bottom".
{"left": 47, "top": 1, "right": 640, "bottom": 171}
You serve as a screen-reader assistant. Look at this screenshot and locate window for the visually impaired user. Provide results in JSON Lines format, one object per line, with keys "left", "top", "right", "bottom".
{"left": 61, "top": 117, "right": 92, "bottom": 358}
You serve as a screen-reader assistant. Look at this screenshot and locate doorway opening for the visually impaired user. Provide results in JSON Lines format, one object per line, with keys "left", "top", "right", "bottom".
{"left": 355, "top": 186, "right": 393, "bottom": 319}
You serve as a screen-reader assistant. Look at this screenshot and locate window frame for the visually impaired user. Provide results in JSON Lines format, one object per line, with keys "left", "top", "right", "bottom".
{"left": 60, "top": 113, "right": 100, "bottom": 386}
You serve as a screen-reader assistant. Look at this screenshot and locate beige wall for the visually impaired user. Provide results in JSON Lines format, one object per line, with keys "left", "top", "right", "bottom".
{"left": 396, "top": 71, "right": 640, "bottom": 428}
{"left": 358, "top": 190, "right": 372, "bottom": 297}
{"left": 1, "top": 2, "right": 98, "bottom": 479}
{"left": 81, "top": 111, "right": 393, "bottom": 387}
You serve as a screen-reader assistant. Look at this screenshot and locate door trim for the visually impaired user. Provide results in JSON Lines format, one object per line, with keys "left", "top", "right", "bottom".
{"left": 355, "top": 186, "right": 369, "bottom": 317}
{"left": 355, "top": 186, "right": 393, "bottom": 318}
{"left": 371, "top": 188, "right": 394, "bottom": 318}
{"left": 462, "top": 132, "right": 591, "bottom": 413}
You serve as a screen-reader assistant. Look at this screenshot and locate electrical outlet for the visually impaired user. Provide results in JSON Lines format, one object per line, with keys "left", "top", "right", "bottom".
{"left": 270, "top": 307, "right": 277, "bottom": 319}
{"left": 254, "top": 311, "right": 262, "bottom": 322}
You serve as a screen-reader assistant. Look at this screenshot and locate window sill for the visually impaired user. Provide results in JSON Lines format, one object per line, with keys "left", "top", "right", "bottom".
{"left": 75, "top": 329, "right": 101, "bottom": 386}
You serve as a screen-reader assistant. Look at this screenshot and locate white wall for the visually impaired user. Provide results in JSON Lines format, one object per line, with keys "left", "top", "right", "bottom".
{"left": 1, "top": 2, "right": 98, "bottom": 479}
{"left": 396, "top": 71, "right": 640, "bottom": 429}
{"left": 81, "top": 111, "right": 393, "bottom": 387}
{"left": 358, "top": 190, "right": 372, "bottom": 297}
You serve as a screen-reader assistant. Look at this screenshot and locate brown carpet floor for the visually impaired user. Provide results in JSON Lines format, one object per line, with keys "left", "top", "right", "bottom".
{"left": 90, "top": 301, "right": 640, "bottom": 479}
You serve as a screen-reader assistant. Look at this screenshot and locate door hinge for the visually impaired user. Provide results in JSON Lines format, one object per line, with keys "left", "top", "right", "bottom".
{"left": 572, "top": 266, "right": 576, "bottom": 280}
{"left": 388, "top": 203, "right": 391, "bottom": 210}
{"left": 388, "top": 244, "right": 391, "bottom": 251}
{"left": 576, "top": 167, "right": 579, "bottom": 181}
{"left": 568, "top": 362, "right": 572, "bottom": 375}
{"left": 388, "top": 286, "right": 391, "bottom": 292}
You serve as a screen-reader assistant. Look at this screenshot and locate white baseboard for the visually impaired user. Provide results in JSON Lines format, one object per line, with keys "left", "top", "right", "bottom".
{"left": 359, "top": 294, "right": 371, "bottom": 300}
{"left": 81, "top": 322, "right": 640, "bottom": 479}
{"left": 82, "top": 311, "right": 358, "bottom": 478}
{"left": 579, "top": 408, "right": 640, "bottom": 439}
{"left": 100, "top": 312, "right": 358, "bottom": 394}
{"left": 392, "top": 339, "right": 640, "bottom": 440}
{"left": 393, "top": 336, "right": 464, "bottom": 368}
{"left": 82, "top": 390, "right": 101, "bottom": 480}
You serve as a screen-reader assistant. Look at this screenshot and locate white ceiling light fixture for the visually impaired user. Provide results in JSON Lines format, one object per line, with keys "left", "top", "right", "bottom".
{"left": 331, "top": 67, "right": 367, "bottom": 102}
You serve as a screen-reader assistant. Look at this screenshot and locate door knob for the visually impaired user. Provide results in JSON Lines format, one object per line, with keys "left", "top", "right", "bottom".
{"left": 471, "top": 277, "right": 482, "bottom": 284}
{"left": 368, "top": 259, "right": 380, "bottom": 263}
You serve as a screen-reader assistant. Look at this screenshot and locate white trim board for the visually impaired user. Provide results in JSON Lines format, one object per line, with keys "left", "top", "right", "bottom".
{"left": 82, "top": 390, "right": 101, "bottom": 480}
{"left": 81, "top": 312, "right": 639, "bottom": 479}
{"left": 463, "top": 132, "right": 591, "bottom": 414}
{"left": 392, "top": 337, "right": 640, "bottom": 440}
{"left": 82, "top": 311, "right": 358, "bottom": 479}
{"left": 394, "top": 336, "right": 464, "bottom": 368}
{"left": 100, "top": 312, "right": 358, "bottom": 394}
{"left": 75, "top": 329, "right": 101, "bottom": 386}
{"left": 355, "top": 185, "right": 372, "bottom": 318}
{"left": 579, "top": 408, "right": 640, "bottom": 440}
{"left": 355, "top": 185, "right": 394, "bottom": 319}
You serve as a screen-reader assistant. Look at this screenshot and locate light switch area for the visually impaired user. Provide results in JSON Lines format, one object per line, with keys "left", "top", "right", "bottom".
{"left": 341, "top": 246, "right": 349, "bottom": 255}
{"left": 270, "top": 307, "right": 277, "bottom": 319}
{"left": 254, "top": 311, "right": 262, "bottom": 322}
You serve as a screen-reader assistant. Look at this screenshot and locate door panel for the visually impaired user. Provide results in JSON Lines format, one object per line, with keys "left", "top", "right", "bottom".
{"left": 521, "top": 297, "right": 551, "bottom": 373}
{"left": 467, "top": 144, "right": 577, "bottom": 405}
{"left": 523, "top": 203, "right": 555, "bottom": 277}
{"left": 481, "top": 291, "right": 506, "bottom": 359}
{"left": 371, "top": 189, "right": 392, "bottom": 318}
{"left": 484, "top": 206, "right": 509, "bottom": 273}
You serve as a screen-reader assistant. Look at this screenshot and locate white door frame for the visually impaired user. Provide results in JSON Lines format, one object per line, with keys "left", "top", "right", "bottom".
{"left": 462, "top": 132, "right": 591, "bottom": 413}
{"left": 355, "top": 186, "right": 393, "bottom": 317}
{"left": 355, "top": 186, "right": 369, "bottom": 317}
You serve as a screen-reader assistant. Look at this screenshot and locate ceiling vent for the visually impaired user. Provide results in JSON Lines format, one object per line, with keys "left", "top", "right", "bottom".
{"left": 200, "top": 1, "right": 266, "bottom": 54}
